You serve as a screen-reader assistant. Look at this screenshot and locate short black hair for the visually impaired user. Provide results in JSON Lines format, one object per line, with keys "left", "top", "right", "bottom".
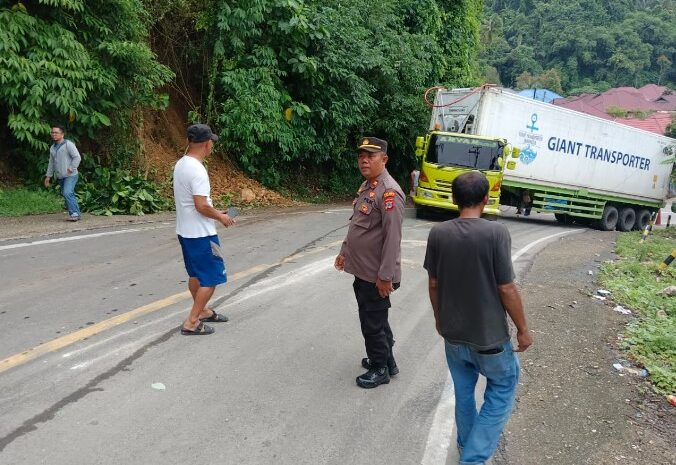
{"left": 51, "top": 125, "right": 65, "bottom": 133}
{"left": 452, "top": 171, "right": 489, "bottom": 209}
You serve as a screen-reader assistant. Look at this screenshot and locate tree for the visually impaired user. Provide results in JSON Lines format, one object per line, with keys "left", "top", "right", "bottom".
{"left": 478, "top": 0, "right": 675, "bottom": 93}
{"left": 0, "top": 0, "right": 172, "bottom": 172}
{"left": 202, "top": 0, "right": 483, "bottom": 187}
{"left": 515, "top": 69, "right": 563, "bottom": 93}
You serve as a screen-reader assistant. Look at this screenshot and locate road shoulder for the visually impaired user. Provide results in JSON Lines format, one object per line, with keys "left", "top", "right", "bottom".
{"left": 495, "top": 230, "right": 675, "bottom": 465}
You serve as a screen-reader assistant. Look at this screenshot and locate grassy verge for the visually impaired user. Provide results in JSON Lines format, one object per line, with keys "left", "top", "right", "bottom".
{"left": 599, "top": 228, "right": 676, "bottom": 394}
{"left": 0, "top": 187, "right": 64, "bottom": 216}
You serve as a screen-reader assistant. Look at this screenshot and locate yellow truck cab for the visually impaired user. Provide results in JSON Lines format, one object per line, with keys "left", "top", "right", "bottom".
{"left": 412, "top": 130, "right": 517, "bottom": 217}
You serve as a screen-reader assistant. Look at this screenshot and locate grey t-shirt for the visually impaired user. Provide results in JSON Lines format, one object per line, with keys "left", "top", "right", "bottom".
{"left": 423, "top": 218, "right": 515, "bottom": 350}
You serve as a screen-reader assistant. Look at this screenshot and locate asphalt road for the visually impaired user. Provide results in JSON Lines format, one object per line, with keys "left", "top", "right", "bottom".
{"left": 0, "top": 206, "right": 581, "bottom": 465}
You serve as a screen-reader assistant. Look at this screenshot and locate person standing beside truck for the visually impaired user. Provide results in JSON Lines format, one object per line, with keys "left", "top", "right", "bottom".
{"left": 424, "top": 171, "right": 532, "bottom": 465}
{"left": 334, "top": 137, "right": 405, "bottom": 389}
{"left": 44, "top": 125, "right": 82, "bottom": 221}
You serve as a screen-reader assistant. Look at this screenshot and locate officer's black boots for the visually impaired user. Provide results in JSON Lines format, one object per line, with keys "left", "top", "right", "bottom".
{"left": 356, "top": 367, "right": 390, "bottom": 388}
{"left": 361, "top": 356, "right": 399, "bottom": 376}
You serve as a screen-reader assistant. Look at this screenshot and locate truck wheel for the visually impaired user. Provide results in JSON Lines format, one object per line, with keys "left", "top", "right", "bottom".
{"left": 597, "top": 205, "right": 619, "bottom": 231}
{"left": 617, "top": 207, "right": 636, "bottom": 231}
{"left": 554, "top": 213, "right": 571, "bottom": 224}
{"left": 634, "top": 209, "right": 651, "bottom": 231}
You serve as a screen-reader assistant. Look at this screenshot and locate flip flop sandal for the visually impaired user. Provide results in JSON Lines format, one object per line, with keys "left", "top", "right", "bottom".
{"left": 199, "top": 309, "right": 229, "bottom": 323}
{"left": 180, "top": 322, "right": 215, "bottom": 336}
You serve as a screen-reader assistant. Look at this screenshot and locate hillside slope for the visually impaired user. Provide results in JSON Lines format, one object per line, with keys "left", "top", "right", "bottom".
{"left": 139, "top": 101, "right": 298, "bottom": 208}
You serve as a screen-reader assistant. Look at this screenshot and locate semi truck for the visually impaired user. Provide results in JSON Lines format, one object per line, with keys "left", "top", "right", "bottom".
{"left": 412, "top": 86, "right": 675, "bottom": 230}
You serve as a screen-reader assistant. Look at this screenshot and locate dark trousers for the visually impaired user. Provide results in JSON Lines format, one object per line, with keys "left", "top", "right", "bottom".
{"left": 352, "top": 277, "right": 398, "bottom": 368}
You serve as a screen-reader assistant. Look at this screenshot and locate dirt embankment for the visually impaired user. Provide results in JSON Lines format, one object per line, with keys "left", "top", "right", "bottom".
{"left": 139, "top": 98, "right": 299, "bottom": 209}
{"left": 495, "top": 231, "right": 675, "bottom": 465}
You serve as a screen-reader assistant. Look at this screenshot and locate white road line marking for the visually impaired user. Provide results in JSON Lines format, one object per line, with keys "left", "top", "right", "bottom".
{"left": 402, "top": 239, "right": 428, "bottom": 247}
{"left": 68, "top": 332, "right": 163, "bottom": 370}
{"left": 421, "top": 374, "right": 456, "bottom": 465}
{"left": 219, "top": 256, "right": 335, "bottom": 309}
{"left": 511, "top": 228, "right": 583, "bottom": 262}
{"left": 420, "top": 228, "right": 582, "bottom": 464}
{"left": 61, "top": 309, "right": 183, "bottom": 359}
{"left": 61, "top": 254, "right": 339, "bottom": 362}
{"left": 0, "top": 226, "right": 170, "bottom": 251}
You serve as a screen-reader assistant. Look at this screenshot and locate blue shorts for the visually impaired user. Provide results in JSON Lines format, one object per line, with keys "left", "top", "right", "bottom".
{"left": 177, "top": 235, "right": 227, "bottom": 287}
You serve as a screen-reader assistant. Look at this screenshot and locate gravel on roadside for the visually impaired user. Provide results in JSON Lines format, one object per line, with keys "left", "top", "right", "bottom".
{"left": 494, "top": 230, "right": 675, "bottom": 465}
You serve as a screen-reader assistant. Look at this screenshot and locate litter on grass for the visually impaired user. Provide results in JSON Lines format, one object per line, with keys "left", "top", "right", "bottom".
{"left": 613, "top": 305, "right": 632, "bottom": 315}
{"left": 613, "top": 362, "right": 648, "bottom": 378}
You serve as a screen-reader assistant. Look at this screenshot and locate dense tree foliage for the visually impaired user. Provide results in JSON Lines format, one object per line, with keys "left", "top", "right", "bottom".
{"left": 1, "top": 0, "right": 484, "bottom": 193}
{"left": 197, "top": 0, "right": 483, "bottom": 187}
{"left": 0, "top": 1, "right": 173, "bottom": 162}
{"left": 478, "top": 0, "right": 676, "bottom": 94}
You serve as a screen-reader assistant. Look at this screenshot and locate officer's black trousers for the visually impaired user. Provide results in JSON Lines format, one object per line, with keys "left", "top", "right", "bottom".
{"left": 353, "top": 277, "right": 398, "bottom": 368}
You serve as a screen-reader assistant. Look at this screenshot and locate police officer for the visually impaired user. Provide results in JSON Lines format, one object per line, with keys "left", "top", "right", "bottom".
{"left": 334, "top": 137, "right": 405, "bottom": 389}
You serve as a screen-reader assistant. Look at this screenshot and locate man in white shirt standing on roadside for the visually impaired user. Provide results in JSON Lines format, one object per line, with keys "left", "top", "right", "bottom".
{"left": 173, "top": 124, "right": 235, "bottom": 335}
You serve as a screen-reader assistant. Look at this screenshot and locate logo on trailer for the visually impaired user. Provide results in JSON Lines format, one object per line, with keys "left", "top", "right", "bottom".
{"left": 526, "top": 113, "right": 539, "bottom": 132}
{"left": 520, "top": 144, "right": 537, "bottom": 165}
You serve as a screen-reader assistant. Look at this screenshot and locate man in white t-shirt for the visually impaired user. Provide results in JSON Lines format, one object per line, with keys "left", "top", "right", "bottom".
{"left": 174, "top": 124, "right": 236, "bottom": 335}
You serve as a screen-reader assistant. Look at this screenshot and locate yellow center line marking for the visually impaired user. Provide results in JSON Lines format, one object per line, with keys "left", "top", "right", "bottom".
{"left": 0, "top": 241, "right": 344, "bottom": 375}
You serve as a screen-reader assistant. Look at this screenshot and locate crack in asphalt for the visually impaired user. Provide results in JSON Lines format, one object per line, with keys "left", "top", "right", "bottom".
{"left": 0, "top": 328, "right": 175, "bottom": 452}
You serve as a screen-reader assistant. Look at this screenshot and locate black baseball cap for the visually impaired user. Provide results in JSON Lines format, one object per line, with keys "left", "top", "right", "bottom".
{"left": 358, "top": 136, "right": 387, "bottom": 153}
{"left": 187, "top": 124, "right": 219, "bottom": 143}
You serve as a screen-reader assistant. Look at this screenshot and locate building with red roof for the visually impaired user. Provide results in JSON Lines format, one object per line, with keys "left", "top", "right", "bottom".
{"left": 553, "top": 85, "right": 675, "bottom": 135}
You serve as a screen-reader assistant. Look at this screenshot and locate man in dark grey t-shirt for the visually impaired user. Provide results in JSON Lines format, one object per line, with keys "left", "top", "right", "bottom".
{"left": 424, "top": 171, "right": 532, "bottom": 465}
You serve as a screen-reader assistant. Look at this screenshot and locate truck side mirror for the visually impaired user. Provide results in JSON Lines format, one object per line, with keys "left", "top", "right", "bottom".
{"left": 507, "top": 161, "right": 517, "bottom": 170}
{"left": 511, "top": 147, "right": 521, "bottom": 159}
{"left": 415, "top": 136, "right": 425, "bottom": 158}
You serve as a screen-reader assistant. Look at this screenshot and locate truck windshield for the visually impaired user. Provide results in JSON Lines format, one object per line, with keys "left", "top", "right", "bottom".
{"left": 426, "top": 134, "right": 502, "bottom": 170}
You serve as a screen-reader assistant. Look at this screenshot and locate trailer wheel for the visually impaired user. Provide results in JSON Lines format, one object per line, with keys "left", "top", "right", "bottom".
{"left": 634, "top": 209, "right": 651, "bottom": 231}
{"left": 596, "top": 205, "right": 619, "bottom": 231}
{"left": 617, "top": 207, "right": 636, "bottom": 232}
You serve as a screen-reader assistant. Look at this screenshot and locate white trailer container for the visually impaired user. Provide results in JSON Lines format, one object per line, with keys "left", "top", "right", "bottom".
{"left": 430, "top": 87, "right": 675, "bottom": 230}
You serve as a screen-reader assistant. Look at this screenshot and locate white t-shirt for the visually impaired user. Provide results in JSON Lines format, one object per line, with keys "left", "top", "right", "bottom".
{"left": 173, "top": 155, "right": 217, "bottom": 238}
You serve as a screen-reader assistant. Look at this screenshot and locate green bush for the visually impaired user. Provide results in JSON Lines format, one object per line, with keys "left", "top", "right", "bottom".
{"left": 77, "top": 162, "right": 168, "bottom": 216}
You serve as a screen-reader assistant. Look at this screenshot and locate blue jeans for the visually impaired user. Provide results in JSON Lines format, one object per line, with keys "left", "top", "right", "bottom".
{"left": 58, "top": 174, "right": 80, "bottom": 217}
{"left": 445, "top": 340, "right": 520, "bottom": 465}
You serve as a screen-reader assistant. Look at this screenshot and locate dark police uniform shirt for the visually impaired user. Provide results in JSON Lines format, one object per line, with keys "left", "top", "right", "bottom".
{"left": 340, "top": 169, "right": 405, "bottom": 284}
